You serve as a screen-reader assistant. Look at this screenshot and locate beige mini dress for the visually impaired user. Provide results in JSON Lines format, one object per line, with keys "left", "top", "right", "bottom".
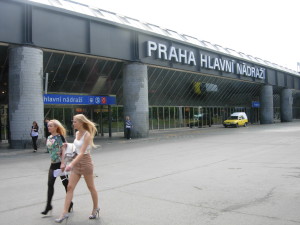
{"left": 72, "top": 131, "right": 93, "bottom": 175}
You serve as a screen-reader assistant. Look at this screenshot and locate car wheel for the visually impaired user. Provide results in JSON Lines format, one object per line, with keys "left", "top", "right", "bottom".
{"left": 244, "top": 123, "right": 247, "bottom": 127}
{"left": 224, "top": 125, "right": 227, "bottom": 128}
{"left": 235, "top": 123, "right": 239, "bottom": 128}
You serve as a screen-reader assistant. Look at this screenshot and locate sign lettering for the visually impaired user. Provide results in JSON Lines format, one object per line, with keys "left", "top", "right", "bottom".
{"left": 146, "top": 41, "right": 265, "bottom": 79}
{"left": 44, "top": 94, "right": 116, "bottom": 105}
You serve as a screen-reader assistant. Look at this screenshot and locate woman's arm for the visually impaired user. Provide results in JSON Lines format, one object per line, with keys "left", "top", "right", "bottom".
{"left": 66, "top": 132, "right": 92, "bottom": 171}
{"left": 60, "top": 144, "right": 66, "bottom": 171}
{"left": 59, "top": 135, "right": 67, "bottom": 170}
{"left": 34, "top": 126, "right": 39, "bottom": 132}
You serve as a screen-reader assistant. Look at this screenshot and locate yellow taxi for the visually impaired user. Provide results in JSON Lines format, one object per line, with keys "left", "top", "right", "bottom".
{"left": 223, "top": 112, "right": 248, "bottom": 128}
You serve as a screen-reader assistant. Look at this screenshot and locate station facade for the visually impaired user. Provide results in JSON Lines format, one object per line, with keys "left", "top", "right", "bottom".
{"left": 1, "top": 0, "right": 300, "bottom": 148}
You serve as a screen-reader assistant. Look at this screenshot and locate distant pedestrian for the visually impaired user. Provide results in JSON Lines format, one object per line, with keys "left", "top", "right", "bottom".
{"left": 41, "top": 119, "right": 73, "bottom": 216}
{"left": 31, "top": 121, "right": 39, "bottom": 152}
{"left": 125, "top": 116, "right": 133, "bottom": 139}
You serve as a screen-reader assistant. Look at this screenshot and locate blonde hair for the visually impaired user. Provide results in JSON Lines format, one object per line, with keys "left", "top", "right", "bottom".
{"left": 49, "top": 119, "right": 66, "bottom": 137}
{"left": 74, "top": 114, "right": 97, "bottom": 148}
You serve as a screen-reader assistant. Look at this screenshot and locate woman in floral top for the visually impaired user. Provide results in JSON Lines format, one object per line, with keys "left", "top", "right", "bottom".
{"left": 41, "top": 119, "right": 73, "bottom": 215}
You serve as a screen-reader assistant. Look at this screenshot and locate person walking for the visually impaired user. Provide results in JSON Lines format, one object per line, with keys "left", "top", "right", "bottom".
{"left": 31, "top": 121, "right": 39, "bottom": 152}
{"left": 125, "top": 116, "right": 133, "bottom": 139}
{"left": 41, "top": 119, "right": 73, "bottom": 216}
{"left": 55, "top": 114, "right": 99, "bottom": 223}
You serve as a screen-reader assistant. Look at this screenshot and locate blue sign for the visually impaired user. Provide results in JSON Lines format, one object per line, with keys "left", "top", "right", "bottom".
{"left": 44, "top": 94, "right": 116, "bottom": 105}
{"left": 252, "top": 101, "right": 260, "bottom": 108}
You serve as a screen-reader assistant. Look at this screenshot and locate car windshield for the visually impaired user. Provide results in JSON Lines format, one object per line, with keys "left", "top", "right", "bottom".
{"left": 229, "top": 116, "right": 238, "bottom": 119}
{"left": 194, "top": 114, "right": 203, "bottom": 119}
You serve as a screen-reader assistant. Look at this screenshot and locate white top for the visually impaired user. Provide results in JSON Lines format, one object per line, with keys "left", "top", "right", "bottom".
{"left": 31, "top": 126, "right": 38, "bottom": 137}
{"left": 73, "top": 131, "right": 91, "bottom": 154}
{"left": 31, "top": 130, "right": 39, "bottom": 137}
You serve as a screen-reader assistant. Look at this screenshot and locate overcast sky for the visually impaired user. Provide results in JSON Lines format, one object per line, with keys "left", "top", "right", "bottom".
{"left": 74, "top": 0, "right": 299, "bottom": 71}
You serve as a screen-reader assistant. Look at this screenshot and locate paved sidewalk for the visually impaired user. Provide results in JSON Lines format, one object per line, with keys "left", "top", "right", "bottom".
{"left": 0, "top": 125, "right": 220, "bottom": 155}
{"left": 1, "top": 122, "right": 300, "bottom": 225}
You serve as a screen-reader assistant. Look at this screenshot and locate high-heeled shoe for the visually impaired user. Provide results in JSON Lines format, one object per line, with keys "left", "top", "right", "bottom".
{"left": 89, "top": 208, "right": 100, "bottom": 219}
{"left": 55, "top": 213, "right": 69, "bottom": 223}
{"left": 68, "top": 202, "right": 73, "bottom": 213}
{"left": 41, "top": 205, "right": 53, "bottom": 215}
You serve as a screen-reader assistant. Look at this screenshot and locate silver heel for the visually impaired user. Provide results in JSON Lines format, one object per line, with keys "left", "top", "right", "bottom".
{"left": 55, "top": 213, "right": 69, "bottom": 223}
{"left": 89, "top": 208, "right": 100, "bottom": 219}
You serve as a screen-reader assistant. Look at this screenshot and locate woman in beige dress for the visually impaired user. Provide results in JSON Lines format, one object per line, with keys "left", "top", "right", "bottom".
{"left": 55, "top": 114, "right": 99, "bottom": 223}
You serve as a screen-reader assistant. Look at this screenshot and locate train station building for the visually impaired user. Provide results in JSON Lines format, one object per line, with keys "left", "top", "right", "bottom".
{"left": 1, "top": 0, "right": 300, "bottom": 148}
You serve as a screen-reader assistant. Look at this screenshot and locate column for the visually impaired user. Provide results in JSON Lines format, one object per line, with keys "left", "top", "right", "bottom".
{"left": 9, "top": 46, "right": 44, "bottom": 149}
{"left": 280, "top": 88, "right": 293, "bottom": 122}
{"left": 123, "top": 63, "right": 149, "bottom": 138}
{"left": 260, "top": 85, "right": 273, "bottom": 124}
{"left": 179, "top": 106, "right": 183, "bottom": 127}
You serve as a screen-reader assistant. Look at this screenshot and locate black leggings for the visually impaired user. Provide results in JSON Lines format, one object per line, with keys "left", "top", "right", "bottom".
{"left": 126, "top": 128, "right": 131, "bottom": 139}
{"left": 45, "top": 162, "right": 68, "bottom": 208}
{"left": 32, "top": 136, "right": 38, "bottom": 150}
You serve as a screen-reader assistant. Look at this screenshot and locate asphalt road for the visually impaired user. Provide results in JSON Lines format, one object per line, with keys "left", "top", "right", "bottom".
{"left": 0, "top": 122, "right": 300, "bottom": 225}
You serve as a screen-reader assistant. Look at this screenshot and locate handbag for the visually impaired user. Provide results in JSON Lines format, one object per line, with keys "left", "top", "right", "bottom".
{"left": 64, "top": 143, "right": 77, "bottom": 164}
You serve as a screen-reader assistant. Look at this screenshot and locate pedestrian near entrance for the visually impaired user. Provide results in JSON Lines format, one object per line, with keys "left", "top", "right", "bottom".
{"left": 125, "top": 116, "right": 133, "bottom": 139}
{"left": 41, "top": 119, "right": 73, "bottom": 216}
{"left": 30, "top": 121, "right": 39, "bottom": 152}
{"left": 55, "top": 114, "right": 99, "bottom": 223}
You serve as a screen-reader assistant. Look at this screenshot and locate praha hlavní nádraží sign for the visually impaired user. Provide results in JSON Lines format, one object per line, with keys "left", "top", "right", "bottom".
{"left": 146, "top": 41, "right": 265, "bottom": 79}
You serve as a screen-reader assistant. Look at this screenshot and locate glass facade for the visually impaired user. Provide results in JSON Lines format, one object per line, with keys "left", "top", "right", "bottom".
{"left": 1, "top": 45, "right": 300, "bottom": 140}
{"left": 42, "top": 105, "right": 257, "bottom": 135}
{"left": 0, "top": 45, "right": 8, "bottom": 104}
{"left": 43, "top": 51, "right": 124, "bottom": 99}
{"left": 42, "top": 50, "right": 268, "bottom": 133}
{"left": 148, "top": 67, "right": 261, "bottom": 107}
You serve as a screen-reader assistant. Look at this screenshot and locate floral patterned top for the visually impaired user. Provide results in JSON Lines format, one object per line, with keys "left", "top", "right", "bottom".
{"left": 46, "top": 135, "right": 65, "bottom": 163}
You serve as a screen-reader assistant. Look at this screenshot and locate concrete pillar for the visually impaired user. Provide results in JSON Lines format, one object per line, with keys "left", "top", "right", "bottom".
{"left": 260, "top": 85, "right": 273, "bottom": 124}
{"left": 280, "top": 88, "right": 293, "bottom": 122}
{"left": 9, "top": 46, "right": 44, "bottom": 148}
{"left": 179, "top": 107, "right": 183, "bottom": 127}
{"left": 123, "top": 63, "right": 149, "bottom": 138}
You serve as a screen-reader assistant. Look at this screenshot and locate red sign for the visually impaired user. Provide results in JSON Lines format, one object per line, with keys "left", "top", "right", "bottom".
{"left": 101, "top": 97, "right": 107, "bottom": 104}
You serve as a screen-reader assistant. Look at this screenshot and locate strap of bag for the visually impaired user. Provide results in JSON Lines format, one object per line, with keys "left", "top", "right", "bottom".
{"left": 61, "top": 135, "right": 66, "bottom": 143}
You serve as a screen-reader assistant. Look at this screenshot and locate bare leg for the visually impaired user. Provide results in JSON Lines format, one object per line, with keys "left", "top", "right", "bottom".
{"left": 83, "top": 174, "right": 98, "bottom": 211}
{"left": 61, "top": 172, "right": 81, "bottom": 215}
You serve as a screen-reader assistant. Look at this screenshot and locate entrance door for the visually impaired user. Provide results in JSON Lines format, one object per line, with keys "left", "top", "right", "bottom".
{"left": 44, "top": 105, "right": 121, "bottom": 137}
{"left": 97, "top": 105, "right": 110, "bottom": 135}
{"left": 44, "top": 107, "right": 75, "bottom": 137}
{"left": 94, "top": 105, "right": 124, "bottom": 135}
